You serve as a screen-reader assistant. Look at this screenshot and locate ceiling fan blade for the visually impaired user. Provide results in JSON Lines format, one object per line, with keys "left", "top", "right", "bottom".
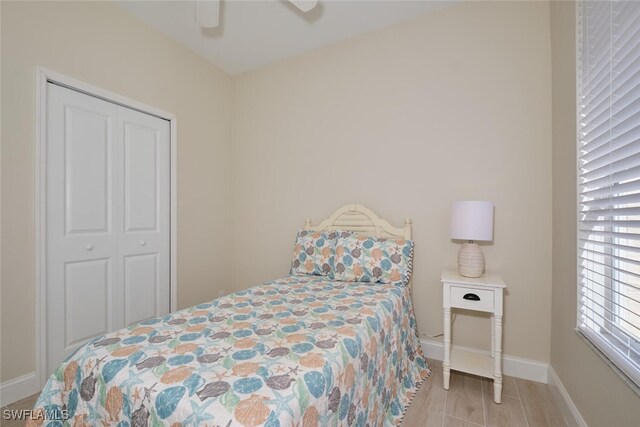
{"left": 195, "top": 0, "right": 220, "bottom": 28}
{"left": 289, "top": 0, "right": 319, "bottom": 13}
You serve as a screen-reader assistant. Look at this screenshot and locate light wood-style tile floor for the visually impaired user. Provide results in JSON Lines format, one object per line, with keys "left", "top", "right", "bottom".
{"left": 0, "top": 394, "right": 39, "bottom": 427}
{"left": 1, "top": 359, "right": 566, "bottom": 427}
{"left": 402, "top": 359, "right": 567, "bottom": 427}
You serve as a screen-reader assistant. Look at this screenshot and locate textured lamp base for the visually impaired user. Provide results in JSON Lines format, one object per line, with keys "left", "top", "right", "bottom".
{"left": 457, "top": 242, "right": 485, "bottom": 278}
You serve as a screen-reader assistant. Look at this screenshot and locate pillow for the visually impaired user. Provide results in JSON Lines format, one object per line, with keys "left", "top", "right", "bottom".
{"left": 333, "top": 231, "right": 414, "bottom": 285}
{"left": 290, "top": 230, "right": 337, "bottom": 276}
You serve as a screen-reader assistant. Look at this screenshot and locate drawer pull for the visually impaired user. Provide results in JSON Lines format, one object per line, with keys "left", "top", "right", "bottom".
{"left": 463, "top": 293, "right": 480, "bottom": 301}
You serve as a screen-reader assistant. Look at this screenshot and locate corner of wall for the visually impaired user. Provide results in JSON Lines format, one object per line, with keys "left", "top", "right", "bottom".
{"left": 547, "top": 365, "right": 588, "bottom": 427}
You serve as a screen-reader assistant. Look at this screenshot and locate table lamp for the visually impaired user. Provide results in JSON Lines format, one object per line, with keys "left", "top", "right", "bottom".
{"left": 450, "top": 201, "right": 494, "bottom": 278}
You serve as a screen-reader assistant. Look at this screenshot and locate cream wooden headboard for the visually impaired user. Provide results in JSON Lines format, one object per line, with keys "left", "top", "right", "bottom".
{"left": 303, "top": 203, "right": 412, "bottom": 240}
{"left": 303, "top": 204, "right": 413, "bottom": 288}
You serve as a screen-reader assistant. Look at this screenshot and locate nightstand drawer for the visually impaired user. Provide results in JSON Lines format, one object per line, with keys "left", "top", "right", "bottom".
{"left": 449, "top": 285, "right": 494, "bottom": 312}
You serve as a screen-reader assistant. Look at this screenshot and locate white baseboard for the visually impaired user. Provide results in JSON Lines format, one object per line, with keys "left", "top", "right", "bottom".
{"left": 547, "top": 366, "right": 588, "bottom": 427}
{"left": 0, "top": 372, "right": 39, "bottom": 407}
{"left": 420, "top": 339, "right": 549, "bottom": 383}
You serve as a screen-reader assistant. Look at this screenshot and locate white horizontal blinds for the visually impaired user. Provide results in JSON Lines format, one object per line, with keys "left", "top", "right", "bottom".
{"left": 578, "top": 0, "right": 640, "bottom": 387}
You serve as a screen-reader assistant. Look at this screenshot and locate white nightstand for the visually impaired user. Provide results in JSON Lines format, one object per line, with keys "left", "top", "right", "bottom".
{"left": 441, "top": 270, "right": 506, "bottom": 404}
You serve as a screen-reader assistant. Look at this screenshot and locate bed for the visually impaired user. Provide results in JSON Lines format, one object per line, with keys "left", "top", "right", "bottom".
{"left": 30, "top": 204, "right": 429, "bottom": 427}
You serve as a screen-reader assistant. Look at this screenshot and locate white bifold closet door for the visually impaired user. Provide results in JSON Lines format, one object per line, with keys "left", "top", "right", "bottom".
{"left": 46, "top": 84, "right": 170, "bottom": 375}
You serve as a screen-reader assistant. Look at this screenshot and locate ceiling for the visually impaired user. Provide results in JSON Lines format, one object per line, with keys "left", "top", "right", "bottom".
{"left": 116, "top": 1, "right": 455, "bottom": 75}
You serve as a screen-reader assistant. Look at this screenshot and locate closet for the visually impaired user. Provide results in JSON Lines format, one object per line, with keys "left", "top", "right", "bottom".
{"left": 46, "top": 83, "right": 170, "bottom": 375}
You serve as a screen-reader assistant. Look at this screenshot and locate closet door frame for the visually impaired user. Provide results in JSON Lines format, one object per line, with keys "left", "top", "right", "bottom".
{"left": 35, "top": 67, "right": 178, "bottom": 389}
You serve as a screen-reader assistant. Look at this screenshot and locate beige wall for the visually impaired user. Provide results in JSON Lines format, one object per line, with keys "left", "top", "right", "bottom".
{"left": 0, "top": 1, "right": 233, "bottom": 382}
{"left": 232, "top": 1, "right": 553, "bottom": 362}
{"left": 550, "top": 1, "right": 640, "bottom": 426}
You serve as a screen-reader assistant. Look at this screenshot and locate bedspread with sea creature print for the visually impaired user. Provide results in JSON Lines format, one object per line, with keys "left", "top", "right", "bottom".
{"left": 30, "top": 276, "right": 429, "bottom": 427}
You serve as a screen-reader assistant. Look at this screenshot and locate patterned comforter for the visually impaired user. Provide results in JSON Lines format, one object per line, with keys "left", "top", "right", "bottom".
{"left": 31, "top": 276, "right": 429, "bottom": 427}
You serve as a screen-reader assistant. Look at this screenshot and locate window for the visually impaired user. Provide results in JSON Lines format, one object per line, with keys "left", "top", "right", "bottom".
{"left": 577, "top": 0, "right": 640, "bottom": 387}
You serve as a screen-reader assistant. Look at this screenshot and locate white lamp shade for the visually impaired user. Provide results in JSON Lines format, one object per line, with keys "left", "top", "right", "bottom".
{"left": 450, "top": 201, "right": 494, "bottom": 242}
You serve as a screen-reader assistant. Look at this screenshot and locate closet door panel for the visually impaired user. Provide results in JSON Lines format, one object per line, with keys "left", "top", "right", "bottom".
{"left": 117, "top": 106, "right": 170, "bottom": 325}
{"left": 46, "top": 84, "right": 119, "bottom": 375}
{"left": 64, "top": 259, "right": 111, "bottom": 348}
{"left": 124, "top": 122, "right": 159, "bottom": 232}
{"left": 123, "top": 253, "right": 158, "bottom": 325}
{"left": 64, "top": 106, "right": 112, "bottom": 234}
